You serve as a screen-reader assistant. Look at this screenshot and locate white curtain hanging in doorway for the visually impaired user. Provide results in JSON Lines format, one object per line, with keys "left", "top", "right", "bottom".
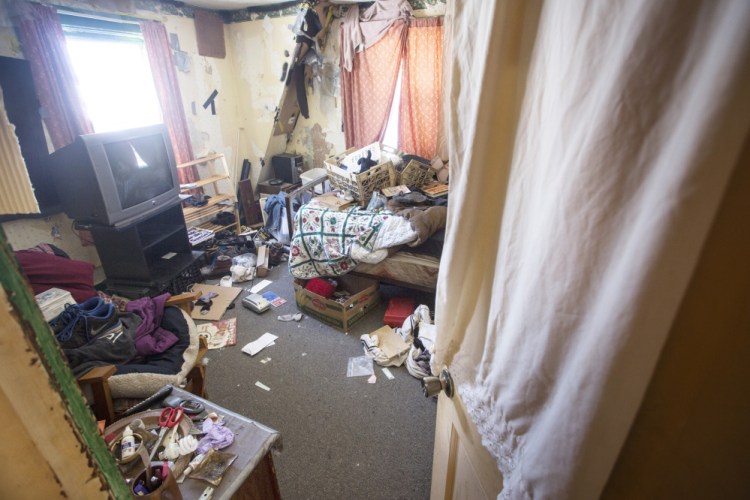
{"left": 433, "top": 1, "right": 750, "bottom": 498}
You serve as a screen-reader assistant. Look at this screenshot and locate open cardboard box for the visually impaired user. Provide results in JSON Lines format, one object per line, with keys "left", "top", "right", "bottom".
{"left": 294, "top": 275, "right": 380, "bottom": 332}
{"left": 256, "top": 245, "right": 270, "bottom": 277}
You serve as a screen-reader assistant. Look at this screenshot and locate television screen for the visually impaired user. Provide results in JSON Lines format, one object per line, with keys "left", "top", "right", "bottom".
{"left": 104, "top": 134, "right": 174, "bottom": 209}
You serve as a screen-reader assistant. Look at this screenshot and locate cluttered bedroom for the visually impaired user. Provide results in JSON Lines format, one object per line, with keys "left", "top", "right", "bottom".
{"left": 6, "top": 0, "right": 749, "bottom": 498}
{"left": 1, "top": 0, "right": 447, "bottom": 498}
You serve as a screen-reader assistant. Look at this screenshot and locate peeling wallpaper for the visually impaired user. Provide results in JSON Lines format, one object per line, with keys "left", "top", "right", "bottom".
{"left": 285, "top": 17, "right": 345, "bottom": 170}
{"left": 227, "top": 0, "right": 446, "bottom": 22}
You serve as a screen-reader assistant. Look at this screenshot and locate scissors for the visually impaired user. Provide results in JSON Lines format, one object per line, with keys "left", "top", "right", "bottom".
{"left": 148, "top": 406, "right": 185, "bottom": 462}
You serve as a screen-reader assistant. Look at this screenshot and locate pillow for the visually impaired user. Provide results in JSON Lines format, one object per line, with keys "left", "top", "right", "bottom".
{"left": 15, "top": 250, "right": 96, "bottom": 303}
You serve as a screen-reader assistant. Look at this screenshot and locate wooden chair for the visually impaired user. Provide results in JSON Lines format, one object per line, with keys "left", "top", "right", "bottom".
{"left": 77, "top": 292, "right": 208, "bottom": 424}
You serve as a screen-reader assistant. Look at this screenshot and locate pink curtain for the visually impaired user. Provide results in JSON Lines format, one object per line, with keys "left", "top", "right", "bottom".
{"left": 140, "top": 21, "right": 196, "bottom": 184}
{"left": 341, "top": 22, "right": 408, "bottom": 149}
{"left": 12, "top": 1, "right": 93, "bottom": 149}
{"left": 399, "top": 17, "right": 443, "bottom": 159}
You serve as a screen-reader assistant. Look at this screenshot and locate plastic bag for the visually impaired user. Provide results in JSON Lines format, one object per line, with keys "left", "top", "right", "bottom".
{"left": 366, "top": 192, "right": 388, "bottom": 212}
{"left": 346, "top": 356, "right": 374, "bottom": 377}
{"left": 229, "top": 253, "right": 256, "bottom": 283}
{"left": 232, "top": 253, "right": 257, "bottom": 268}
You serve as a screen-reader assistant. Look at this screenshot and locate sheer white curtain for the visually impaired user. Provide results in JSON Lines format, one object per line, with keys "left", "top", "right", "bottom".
{"left": 434, "top": 1, "right": 750, "bottom": 498}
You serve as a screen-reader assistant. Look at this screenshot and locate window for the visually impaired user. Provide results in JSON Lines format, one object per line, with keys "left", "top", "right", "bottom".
{"left": 61, "top": 13, "right": 162, "bottom": 133}
{"left": 382, "top": 62, "right": 403, "bottom": 150}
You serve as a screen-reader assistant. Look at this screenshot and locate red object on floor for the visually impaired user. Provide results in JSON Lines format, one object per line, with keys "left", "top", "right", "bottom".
{"left": 305, "top": 277, "right": 336, "bottom": 299}
{"left": 384, "top": 297, "right": 416, "bottom": 328}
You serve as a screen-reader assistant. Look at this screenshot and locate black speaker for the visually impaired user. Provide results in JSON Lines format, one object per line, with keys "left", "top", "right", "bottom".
{"left": 272, "top": 154, "right": 303, "bottom": 184}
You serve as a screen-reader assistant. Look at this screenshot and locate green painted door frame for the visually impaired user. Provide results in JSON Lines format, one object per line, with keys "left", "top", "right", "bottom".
{"left": 0, "top": 226, "right": 128, "bottom": 498}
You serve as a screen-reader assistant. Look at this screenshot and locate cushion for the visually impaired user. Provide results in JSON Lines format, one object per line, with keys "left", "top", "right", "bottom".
{"left": 107, "top": 308, "right": 200, "bottom": 399}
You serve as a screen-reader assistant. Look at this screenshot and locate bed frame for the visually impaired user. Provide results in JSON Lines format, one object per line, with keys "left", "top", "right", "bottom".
{"left": 285, "top": 176, "right": 439, "bottom": 292}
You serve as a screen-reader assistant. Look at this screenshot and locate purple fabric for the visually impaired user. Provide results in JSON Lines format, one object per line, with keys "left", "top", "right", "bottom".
{"left": 196, "top": 418, "right": 234, "bottom": 454}
{"left": 125, "top": 293, "right": 178, "bottom": 356}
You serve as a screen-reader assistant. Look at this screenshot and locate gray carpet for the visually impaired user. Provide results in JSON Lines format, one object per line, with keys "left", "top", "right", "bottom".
{"left": 201, "top": 263, "right": 437, "bottom": 500}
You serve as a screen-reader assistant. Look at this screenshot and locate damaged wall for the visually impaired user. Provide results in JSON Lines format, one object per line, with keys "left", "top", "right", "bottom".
{"left": 284, "top": 17, "right": 345, "bottom": 172}
{"left": 226, "top": 14, "right": 298, "bottom": 187}
{"left": 224, "top": 11, "right": 347, "bottom": 185}
{"left": 227, "top": 2, "right": 446, "bottom": 174}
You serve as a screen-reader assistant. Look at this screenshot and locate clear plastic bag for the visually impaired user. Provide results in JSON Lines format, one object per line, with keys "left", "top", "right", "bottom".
{"left": 366, "top": 192, "right": 388, "bottom": 212}
{"left": 346, "top": 356, "right": 374, "bottom": 377}
{"left": 232, "top": 253, "right": 257, "bottom": 268}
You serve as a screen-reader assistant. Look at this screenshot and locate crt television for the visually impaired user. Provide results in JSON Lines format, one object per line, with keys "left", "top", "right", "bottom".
{"left": 49, "top": 124, "right": 180, "bottom": 228}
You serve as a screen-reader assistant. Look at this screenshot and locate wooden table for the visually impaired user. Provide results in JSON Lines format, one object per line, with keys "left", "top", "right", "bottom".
{"left": 106, "top": 388, "right": 282, "bottom": 499}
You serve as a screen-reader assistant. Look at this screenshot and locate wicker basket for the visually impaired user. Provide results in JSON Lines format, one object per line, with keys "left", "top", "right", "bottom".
{"left": 399, "top": 159, "right": 436, "bottom": 188}
{"left": 324, "top": 145, "right": 399, "bottom": 205}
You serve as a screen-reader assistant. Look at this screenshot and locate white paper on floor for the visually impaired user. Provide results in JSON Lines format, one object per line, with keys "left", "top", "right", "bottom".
{"left": 249, "top": 280, "right": 272, "bottom": 294}
{"left": 382, "top": 368, "right": 395, "bottom": 380}
{"left": 255, "top": 381, "right": 271, "bottom": 391}
{"left": 368, "top": 374, "right": 377, "bottom": 384}
{"left": 242, "top": 332, "right": 278, "bottom": 356}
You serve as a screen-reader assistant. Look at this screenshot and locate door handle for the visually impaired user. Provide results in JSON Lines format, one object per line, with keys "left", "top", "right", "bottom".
{"left": 421, "top": 367, "right": 454, "bottom": 398}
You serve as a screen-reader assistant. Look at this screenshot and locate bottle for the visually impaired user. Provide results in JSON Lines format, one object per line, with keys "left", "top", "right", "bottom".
{"left": 120, "top": 426, "right": 136, "bottom": 460}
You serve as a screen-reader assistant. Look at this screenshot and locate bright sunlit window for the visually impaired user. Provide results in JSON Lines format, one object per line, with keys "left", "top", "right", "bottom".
{"left": 382, "top": 63, "right": 403, "bottom": 150}
{"left": 62, "top": 15, "right": 162, "bottom": 133}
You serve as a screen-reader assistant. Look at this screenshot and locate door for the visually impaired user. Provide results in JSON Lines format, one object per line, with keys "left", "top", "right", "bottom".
{"left": 431, "top": 393, "right": 503, "bottom": 499}
{"left": 427, "top": 0, "right": 541, "bottom": 497}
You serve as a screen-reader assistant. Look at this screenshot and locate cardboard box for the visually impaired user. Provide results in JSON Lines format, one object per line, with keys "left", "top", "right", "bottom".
{"left": 294, "top": 275, "right": 380, "bottom": 331}
{"left": 189, "top": 284, "right": 242, "bottom": 321}
{"left": 35, "top": 287, "right": 75, "bottom": 322}
{"left": 256, "top": 245, "right": 270, "bottom": 277}
{"left": 311, "top": 192, "right": 356, "bottom": 211}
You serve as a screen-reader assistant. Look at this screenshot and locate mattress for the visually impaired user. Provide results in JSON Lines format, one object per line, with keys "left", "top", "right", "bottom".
{"left": 353, "top": 250, "right": 440, "bottom": 291}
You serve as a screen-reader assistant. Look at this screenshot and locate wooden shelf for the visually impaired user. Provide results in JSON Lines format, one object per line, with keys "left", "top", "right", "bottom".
{"left": 182, "top": 194, "right": 234, "bottom": 222}
{"left": 176, "top": 153, "right": 225, "bottom": 169}
{"left": 177, "top": 154, "right": 240, "bottom": 237}
{"left": 180, "top": 174, "right": 230, "bottom": 191}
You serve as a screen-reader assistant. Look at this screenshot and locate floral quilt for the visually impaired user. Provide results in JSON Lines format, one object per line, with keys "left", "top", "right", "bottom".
{"left": 289, "top": 205, "right": 392, "bottom": 279}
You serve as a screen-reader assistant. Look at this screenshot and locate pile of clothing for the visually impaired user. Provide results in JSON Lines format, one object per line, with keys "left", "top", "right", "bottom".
{"left": 360, "top": 304, "right": 436, "bottom": 380}
{"left": 49, "top": 294, "right": 190, "bottom": 378}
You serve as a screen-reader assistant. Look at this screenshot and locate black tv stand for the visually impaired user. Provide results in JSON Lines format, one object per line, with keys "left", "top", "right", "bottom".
{"left": 87, "top": 202, "right": 204, "bottom": 298}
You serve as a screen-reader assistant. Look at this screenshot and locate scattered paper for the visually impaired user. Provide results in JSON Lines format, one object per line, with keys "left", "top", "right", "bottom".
{"left": 382, "top": 368, "right": 395, "bottom": 380}
{"left": 196, "top": 318, "right": 237, "bottom": 349}
{"left": 241, "top": 333, "right": 278, "bottom": 356}
{"left": 262, "top": 291, "right": 287, "bottom": 307}
{"left": 368, "top": 374, "right": 377, "bottom": 384}
{"left": 278, "top": 313, "right": 304, "bottom": 322}
{"left": 255, "top": 381, "right": 271, "bottom": 391}
{"left": 249, "top": 280, "right": 272, "bottom": 294}
{"left": 161, "top": 252, "right": 177, "bottom": 260}
{"left": 260, "top": 357, "right": 271, "bottom": 364}
{"left": 382, "top": 185, "right": 411, "bottom": 197}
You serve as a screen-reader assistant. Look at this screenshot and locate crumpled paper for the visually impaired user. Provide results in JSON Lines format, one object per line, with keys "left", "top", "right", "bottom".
{"left": 196, "top": 418, "right": 235, "bottom": 455}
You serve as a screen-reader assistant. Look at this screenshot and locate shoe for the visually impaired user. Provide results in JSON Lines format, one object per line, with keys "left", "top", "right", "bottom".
{"left": 50, "top": 297, "right": 103, "bottom": 335}
{"left": 57, "top": 302, "right": 118, "bottom": 349}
